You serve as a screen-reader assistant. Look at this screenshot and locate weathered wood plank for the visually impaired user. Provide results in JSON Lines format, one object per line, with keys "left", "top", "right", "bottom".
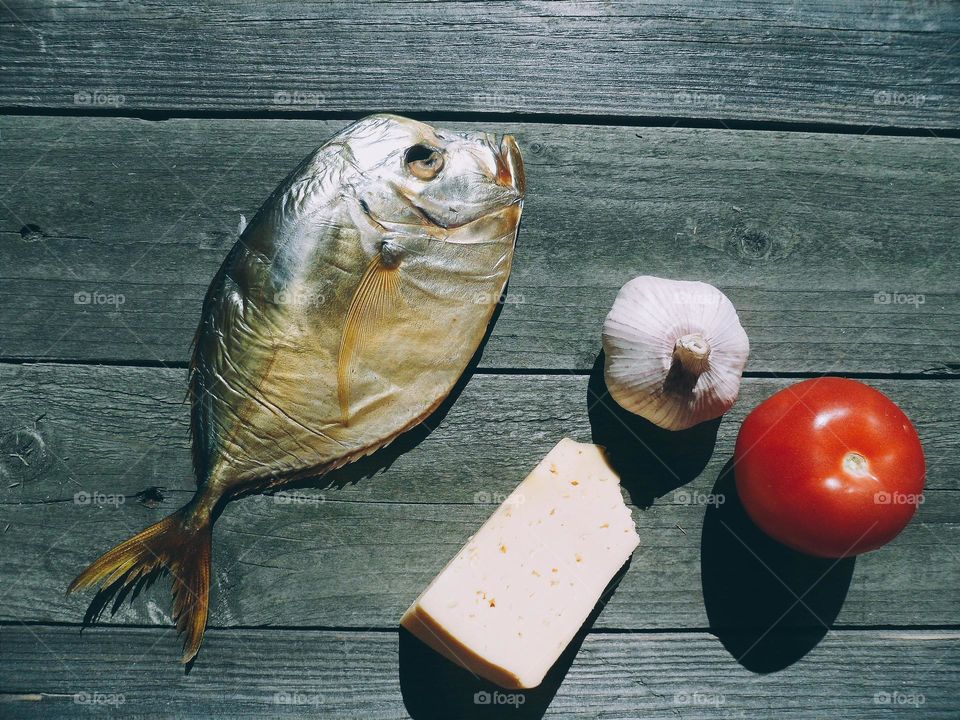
{"left": 1, "top": 364, "right": 956, "bottom": 632}
{"left": 1, "top": 117, "right": 958, "bottom": 372}
{"left": 1, "top": 1, "right": 958, "bottom": 127}
{"left": 1, "top": 625, "right": 956, "bottom": 719}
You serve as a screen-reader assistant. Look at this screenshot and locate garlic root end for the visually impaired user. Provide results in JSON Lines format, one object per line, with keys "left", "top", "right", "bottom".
{"left": 665, "top": 333, "right": 711, "bottom": 394}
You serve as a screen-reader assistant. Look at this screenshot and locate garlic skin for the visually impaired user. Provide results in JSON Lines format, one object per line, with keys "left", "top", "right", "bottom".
{"left": 602, "top": 276, "right": 750, "bottom": 431}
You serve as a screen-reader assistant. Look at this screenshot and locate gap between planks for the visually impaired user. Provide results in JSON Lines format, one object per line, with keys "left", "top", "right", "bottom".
{"left": 0, "top": 357, "right": 958, "bottom": 381}
{"left": 4, "top": 620, "right": 960, "bottom": 634}
{"left": 1, "top": 106, "right": 959, "bottom": 138}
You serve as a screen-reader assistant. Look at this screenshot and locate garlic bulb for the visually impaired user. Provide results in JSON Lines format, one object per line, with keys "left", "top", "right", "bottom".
{"left": 602, "top": 276, "right": 750, "bottom": 431}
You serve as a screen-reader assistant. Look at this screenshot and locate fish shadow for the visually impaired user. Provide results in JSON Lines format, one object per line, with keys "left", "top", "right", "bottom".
{"left": 79, "top": 566, "right": 206, "bottom": 674}
{"left": 700, "top": 460, "right": 855, "bottom": 673}
{"left": 399, "top": 559, "right": 631, "bottom": 719}
{"left": 587, "top": 351, "right": 720, "bottom": 509}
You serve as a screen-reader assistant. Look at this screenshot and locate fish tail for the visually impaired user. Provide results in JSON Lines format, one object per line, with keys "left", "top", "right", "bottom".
{"left": 67, "top": 499, "right": 213, "bottom": 664}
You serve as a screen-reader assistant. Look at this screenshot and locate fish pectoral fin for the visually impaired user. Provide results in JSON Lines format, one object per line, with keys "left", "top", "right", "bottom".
{"left": 337, "top": 254, "right": 403, "bottom": 424}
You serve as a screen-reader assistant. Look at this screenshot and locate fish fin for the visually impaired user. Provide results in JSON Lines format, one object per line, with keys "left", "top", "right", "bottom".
{"left": 68, "top": 502, "right": 213, "bottom": 664}
{"left": 337, "top": 254, "right": 402, "bottom": 425}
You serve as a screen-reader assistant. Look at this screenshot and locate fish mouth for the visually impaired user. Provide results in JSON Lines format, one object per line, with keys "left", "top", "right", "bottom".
{"left": 368, "top": 190, "right": 522, "bottom": 246}
{"left": 493, "top": 134, "right": 525, "bottom": 197}
{"left": 400, "top": 198, "right": 521, "bottom": 246}
{"left": 441, "top": 201, "right": 522, "bottom": 245}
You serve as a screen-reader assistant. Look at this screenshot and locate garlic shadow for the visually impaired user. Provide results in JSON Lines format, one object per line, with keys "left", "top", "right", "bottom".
{"left": 587, "top": 351, "right": 720, "bottom": 509}
{"left": 399, "top": 558, "right": 631, "bottom": 719}
{"left": 700, "top": 459, "right": 854, "bottom": 673}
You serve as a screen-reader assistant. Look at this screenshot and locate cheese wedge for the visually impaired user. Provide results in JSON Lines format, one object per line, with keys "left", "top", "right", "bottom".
{"left": 400, "top": 438, "right": 639, "bottom": 689}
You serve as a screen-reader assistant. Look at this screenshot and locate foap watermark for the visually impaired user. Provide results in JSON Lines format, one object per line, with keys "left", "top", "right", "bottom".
{"left": 473, "top": 490, "right": 525, "bottom": 507}
{"left": 873, "top": 291, "right": 925, "bottom": 308}
{"left": 472, "top": 93, "right": 522, "bottom": 111}
{"left": 273, "top": 690, "right": 325, "bottom": 706}
{"left": 672, "top": 290, "right": 717, "bottom": 307}
{"left": 674, "top": 489, "right": 725, "bottom": 507}
{"left": 873, "top": 690, "right": 926, "bottom": 708}
{"left": 673, "top": 90, "right": 725, "bottom": 109}
{"left": 472, "top": 291, "right": 525, "bottom": 305}
{"left": 674, "top": 690, "right": 725, "bottom": 708}
{"left": 74, "top": 491, "right": 125, "bottom": 507}
{"left": 271, "top": 288, "right": 327, "bottom": 308}
{"left": 874, "top": 491, "right": 924, "bottom": 507}
{"left": 73, "top": 89, "right": 125, "bottom": 108}
{"left": 273, "top": 90, "right": 326, "bottom": 108}
{"left": 255, "top": 491, "right": 326, "bottom": 506}
{"left": 873, "top": 90, "right": 926, "bottom": 108}
{"left": 474, "top": 690, "right": 526, "bottom": 708}
{"left": 73, "top": 691, "right": 126, "bottom": 707}
{"left": 74, "top": 290, "right": 126, "bottom": 308}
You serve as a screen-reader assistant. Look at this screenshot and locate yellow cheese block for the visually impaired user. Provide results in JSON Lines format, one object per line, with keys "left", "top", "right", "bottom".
{"left": 400, "top": 438, "right": 639, "bottom": 689}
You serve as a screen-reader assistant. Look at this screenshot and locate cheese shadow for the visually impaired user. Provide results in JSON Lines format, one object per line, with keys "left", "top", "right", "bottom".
{"left": 700, "top": 460, "right": 854, "bottom": 673}
{"left": 587, "top": 351, "right": 720, "bottom": 509}
{"left": 399, "top": 558, "right": 631, "bottom": 719}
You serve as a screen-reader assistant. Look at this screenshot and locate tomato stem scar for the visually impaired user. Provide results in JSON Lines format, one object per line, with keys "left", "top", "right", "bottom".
{"left": 843, "top": 451, "right": 870, "bottom": 475}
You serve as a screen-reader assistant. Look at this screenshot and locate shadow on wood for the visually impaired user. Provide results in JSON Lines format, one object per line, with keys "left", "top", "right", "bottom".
{"left": 399, "top": 559, "right": 631, "bottom": 719}
{"left": 700, "top": 459, "right": 854, "bottom": 673}
{"left": 587, "top": 351, "right": 720, "bottom": 508}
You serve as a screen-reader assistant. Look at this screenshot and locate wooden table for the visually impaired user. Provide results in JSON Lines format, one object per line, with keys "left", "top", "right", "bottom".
{"left": 1, "top": 2, "right": 958, "bottom": 717}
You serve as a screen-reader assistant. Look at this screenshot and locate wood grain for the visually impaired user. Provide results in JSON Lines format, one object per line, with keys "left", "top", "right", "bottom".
{"left": 1, "top": 363, "right": 956, "bottom": 631}
{"left": 1, "top": 117, "right": 958, "bottom": 372}
{"left": 1, "top": 1, "right": 958, "bottom": 127}
{"left": 3, "top": 3, "right": 959, "bottom": 716}
{"left": 1, "top": 625, "right": 956, "bottom": 719}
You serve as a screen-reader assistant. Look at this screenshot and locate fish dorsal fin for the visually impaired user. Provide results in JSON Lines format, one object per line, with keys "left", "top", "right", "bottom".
{"left": 337, "top": 246, "right": 404, "bottom": 425}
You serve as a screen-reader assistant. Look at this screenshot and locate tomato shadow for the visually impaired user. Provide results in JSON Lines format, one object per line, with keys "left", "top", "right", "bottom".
{"left": 587, "top": 351, "right": 720, "bottom": 508}
{"left": 700, "top": 459, "right": 855, "bottom": 673}
{"left": 399, "top": 558, "right": 631, "bottom": 719}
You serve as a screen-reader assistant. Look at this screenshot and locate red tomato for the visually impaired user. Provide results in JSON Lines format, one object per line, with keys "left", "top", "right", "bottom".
{"left": 734, "top": 377, "right": 925, "bottom": 558}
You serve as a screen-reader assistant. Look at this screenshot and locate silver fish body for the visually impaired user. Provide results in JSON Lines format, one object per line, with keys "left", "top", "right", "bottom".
{"left": 192, "top": 114, "right": 524, "bottom": 493}
{"left": 69, "top": 114, "right": 525, "bottom": 662}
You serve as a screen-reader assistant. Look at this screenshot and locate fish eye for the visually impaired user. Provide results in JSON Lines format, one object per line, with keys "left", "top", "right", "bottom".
{"left": 404, "top": 144, "right": 444, "bottom": 180}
